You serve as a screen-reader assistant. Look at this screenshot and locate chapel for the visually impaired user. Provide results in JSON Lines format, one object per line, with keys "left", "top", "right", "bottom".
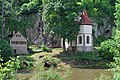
{"left": 62, "top": 10, "right": 93, "bottom": 52}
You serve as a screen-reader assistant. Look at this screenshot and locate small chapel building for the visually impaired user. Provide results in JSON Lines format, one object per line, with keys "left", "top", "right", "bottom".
{"left": 77, "top": 10, "right": 93, "bottom": 52}
{"left": 62, "top": 10, "right": 93, "bottom": 52}
{"left": 10, "top": 31, "right": 28, "bottom": 54}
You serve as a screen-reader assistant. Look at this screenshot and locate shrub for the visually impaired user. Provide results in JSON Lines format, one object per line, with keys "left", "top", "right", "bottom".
{"left": 111, "top": 30, "right": 120, "bottom": 79}
{"left": 0, "top": 56, "right": 20, "bottom": 80}
{"left": 64, "top": 52, "right": 101, "bottom": 61}
{"left": 96, "top": 39, "right": 116, "bottom": 60}
{"left": 18, "top": 56, "right": 35, "bottom": 69}
{"left": 27, "top": 48, "right": 34, "bottom": 54}
{"left": 42, "top": 56, "right": 61, "bottom": 68}
{"left": 78, "top": 52, "right": 101, "bottom": 61}
{"left": 29, "top": 45, "right": 42, "bottom": 53}
{"left": 40, "top": 45, "right": 48, "bottom": 51}
{"left": 0, "top": 37, "right": 13, "bottom": 62}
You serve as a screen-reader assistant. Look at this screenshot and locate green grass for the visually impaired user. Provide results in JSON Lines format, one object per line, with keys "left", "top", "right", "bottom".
{"left": 16, "top": 47, "right": 70, "bottom": 80}
{"left": 59, "top": 52, "right": 101, "bottom": 61}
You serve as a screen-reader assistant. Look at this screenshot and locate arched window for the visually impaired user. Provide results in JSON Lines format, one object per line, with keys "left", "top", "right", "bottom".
{"left": 86, "top": 36, "right": 90, "bottom": 44}
{"left": 79, "top": 36, "right": 82, "bottom": 44}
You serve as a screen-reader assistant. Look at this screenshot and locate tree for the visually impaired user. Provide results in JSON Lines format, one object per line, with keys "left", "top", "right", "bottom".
{"left": 115, "top": 0, "right": 120, "bottom": 29}
{"left": 0, "top": 36, "right": 13, "bottom": 62}
{"left": 42, "top": 0, "right": 80, "bottom": 52}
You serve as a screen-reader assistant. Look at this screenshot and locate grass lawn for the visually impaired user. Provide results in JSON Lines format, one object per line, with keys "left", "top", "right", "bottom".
{"left": 31, "top": 48, "right": 63, "bottom": 61}
{"left": 17, "top": 47, "right": 70, "bottom": 80}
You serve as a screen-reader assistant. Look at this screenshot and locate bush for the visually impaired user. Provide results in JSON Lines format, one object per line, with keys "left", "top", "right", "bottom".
{"left": 64, "top": 52, "right": 101, "bottom": 61}
{"left": 78, "top": 52, "right": 101, "bottom": 61}
{"left": 0, "top": 56, "right": 20, "bottom": 80}
{"left": 41, "top": 45, "right": 49, "bottom": 51}
{"left": 28, "top": 45, "right": 42, "bottom": 53}
{"left": 18, "top": 56, "right": 35, "bottom": 69}
{"left": 96, "top": 39, "right": 116, "bottom": 60}
{"left": 111, "top": 21, "right": 120, "bottom": 80}
{"left": 27, "top": 48, "right": 34, "bottom": 54}
{"left": 42, "top": 56, "right": 61, "bottom": 68}
{"left": 0, "top": 37, "right": 13, "bottom": 62}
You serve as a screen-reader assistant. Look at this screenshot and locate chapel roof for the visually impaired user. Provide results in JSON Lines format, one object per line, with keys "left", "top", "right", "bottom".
{"left": 81, "top": 10, "right": 92, "bottom": 25}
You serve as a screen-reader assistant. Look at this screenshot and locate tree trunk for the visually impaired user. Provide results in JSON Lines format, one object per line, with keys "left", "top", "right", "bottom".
{"left": 62, "top": 38, "right": 66, "bottom": 52}
{"left": 74, "top": 40, "right": 77, "bottom": 53}
{"left": 2, "top": 0, "right": 4, "bottom": 36}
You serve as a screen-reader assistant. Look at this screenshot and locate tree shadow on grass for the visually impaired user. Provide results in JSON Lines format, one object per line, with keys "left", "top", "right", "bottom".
{"left": 55, "top": 52, "right": 110, "bottom": 69}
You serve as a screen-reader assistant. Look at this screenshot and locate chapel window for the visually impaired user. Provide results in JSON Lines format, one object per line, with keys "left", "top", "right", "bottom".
{"left": 79, "top": 36, "right": 82, "bottom": 44}
{"left": 86, "top": 36, "right": 90, "bottom": 44}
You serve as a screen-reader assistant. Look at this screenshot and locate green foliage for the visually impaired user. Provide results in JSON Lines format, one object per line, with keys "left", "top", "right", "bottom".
{"left": 42, "top": 0, "right": 80, "bottom": 41}
{"left": 29, "top": 56, "right": 65, "bottom": 80}
{"left": 0, "top": 56, "right": 20, "bottom": 80}
{"left": 20, "top": 0, "right": 41, "bottom": 15}
{"left": 115, "top": 0, "right": 120, "bottom": 29}
{"left": 42, "top": 56, "right": 61, "bottom": 68}
{"left": 111, "top": 30, "right": 120, "bottom": 79}
{"left": 18, "top": 56, "right": 35, "bottom": 69}
{"left": 78, "top": 52, "right": 101, "bottom": 61}
{"left": 94, "top": 35, "right": 110, "bottom": 46}
{"left": 40, "top": 45, "right": 48, "bottom": 51}
{"left": 28, "top": 45, "right": 42, "bottom": 53}
{"left": 62, "top": 52, "right": 101, "bottom": 61}
{"left": 110, "top": 2, "right": 120, "bottom": 79}
{"left": 96, "top": 39, "right": 116, "bottom": 60}
{"left": 1, "top": 0, "right": 42, "bottom": 38}
{"left": 0, "top": 37, "right": 13, "bottom": 62}
{"left": 80, "top": 0, "right": 114, "bottom": 25}
{"left": 28, "top": 45, "right": 49, "bottom": 52}
{"left": 98, "top": 29, "right": 120, "bottom": 79}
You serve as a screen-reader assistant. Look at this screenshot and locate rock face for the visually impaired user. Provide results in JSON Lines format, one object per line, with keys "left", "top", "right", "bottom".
{"left": 25, "top": 14, "right": 61, "bottom": 47}
{"left": 26, "top": 14, "right": 43, "bottom": 46}
{"left": 92, "top": 17, "right": 112, "bottom": 37}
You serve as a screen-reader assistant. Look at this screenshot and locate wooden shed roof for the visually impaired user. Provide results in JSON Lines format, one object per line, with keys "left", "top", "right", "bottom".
{"left": 10, "top": 32, "right": 27, "bottom": 41}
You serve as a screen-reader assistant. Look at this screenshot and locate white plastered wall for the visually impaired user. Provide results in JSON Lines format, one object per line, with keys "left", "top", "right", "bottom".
{"left": 79, "top": 25, "right": 92, "bottom": 34}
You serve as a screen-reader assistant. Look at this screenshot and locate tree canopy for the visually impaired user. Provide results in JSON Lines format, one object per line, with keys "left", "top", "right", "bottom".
{"left": 42, "top": 0, "right": 80, "bottom": 41}
{"left": 0, "top": 0, "right": 116, "bottom": 45}
{"left": 115, "top": 0, "right": 120, "bottom": 29}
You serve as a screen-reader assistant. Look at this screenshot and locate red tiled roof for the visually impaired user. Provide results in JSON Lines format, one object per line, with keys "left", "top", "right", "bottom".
{"left": 81, "top": 10, "right": 91, "bottom": 25}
